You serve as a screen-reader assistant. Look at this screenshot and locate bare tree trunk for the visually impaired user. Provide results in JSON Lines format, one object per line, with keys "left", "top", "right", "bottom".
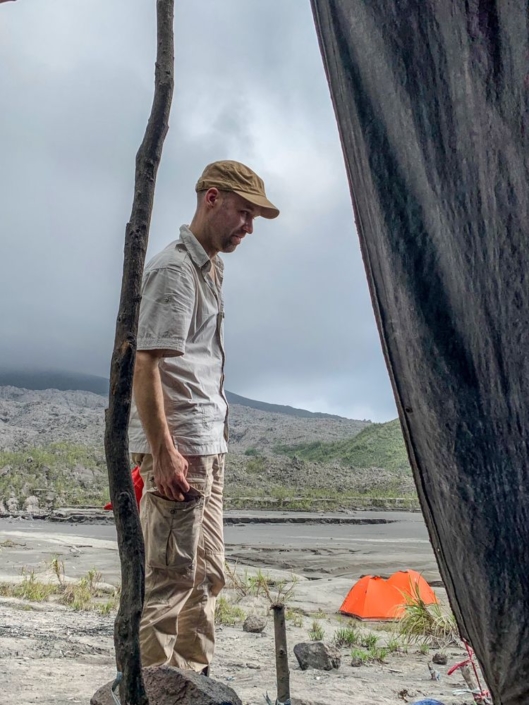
{"left": 104, "top": 1, "right": 174, "bottom": 703}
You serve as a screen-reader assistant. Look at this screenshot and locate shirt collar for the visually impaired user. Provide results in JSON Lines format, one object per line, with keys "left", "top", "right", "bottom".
{"left": 180, "top": 225, "right": 224, "bottom": 275}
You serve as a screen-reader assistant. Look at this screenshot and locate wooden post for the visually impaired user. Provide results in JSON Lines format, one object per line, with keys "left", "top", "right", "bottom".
{"left": 272, "top": 604, "right": 291, "bottom": 704}
{"left": 104, "top": 1, "right": 174, "bottom": 703}
{"left": 460, "top": 664, "right": 480, "bottom": 700}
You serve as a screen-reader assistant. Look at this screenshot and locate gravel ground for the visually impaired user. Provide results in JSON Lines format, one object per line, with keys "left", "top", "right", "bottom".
{"left": 0, "top": 594, "right": 478, "bottom": 705}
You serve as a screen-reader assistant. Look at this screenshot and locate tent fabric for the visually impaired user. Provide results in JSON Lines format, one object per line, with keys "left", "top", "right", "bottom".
{"left": 340, "top": 575, "right": 404, "bottom": 621}
{"left": 310, "top": 2, "right": 529, "bottom": 703}
{"left": 387, "top": 570, "right": 437, "bottom": 605}
{"left": 340, "top": 571, "right": 437, "bottom": 621}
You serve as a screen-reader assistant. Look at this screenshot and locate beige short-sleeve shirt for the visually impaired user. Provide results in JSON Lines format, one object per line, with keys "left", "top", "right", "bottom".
{"left": 128, "top": 225, "right": 228, "bottom": 456}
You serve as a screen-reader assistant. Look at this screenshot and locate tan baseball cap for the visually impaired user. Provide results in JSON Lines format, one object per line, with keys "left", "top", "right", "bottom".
{"left": 195, "top": 160, "right": 280, "bottom": 219}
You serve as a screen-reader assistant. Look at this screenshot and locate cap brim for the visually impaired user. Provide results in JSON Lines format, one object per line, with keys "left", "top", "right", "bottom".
{"left": 233, "top": 190, "right": 280, "bottom": 219}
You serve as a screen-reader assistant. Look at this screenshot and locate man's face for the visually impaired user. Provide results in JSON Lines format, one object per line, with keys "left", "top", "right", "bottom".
{"left": 213, "top": 192, "right": 258, "bottom": 253}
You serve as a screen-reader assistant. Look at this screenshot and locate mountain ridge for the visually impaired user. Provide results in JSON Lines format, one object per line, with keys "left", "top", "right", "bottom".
{"left": 0, "top": 386, "right": 413, "bottom": 511}
{"left": 0, "top": 368, "right": 355, "bottom": 422}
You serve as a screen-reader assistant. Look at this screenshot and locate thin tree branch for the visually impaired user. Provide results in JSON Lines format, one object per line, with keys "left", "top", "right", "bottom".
{"left": 104, "top": 2, "right": 175, "bottom": 703}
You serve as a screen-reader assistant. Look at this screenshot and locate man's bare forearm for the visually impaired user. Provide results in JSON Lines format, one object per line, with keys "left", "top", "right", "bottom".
{"left": 133, "top": 350, "right": 174, "bottom": 455}
{"left": 133, "top": 350, "right": 190, "bottom": 500}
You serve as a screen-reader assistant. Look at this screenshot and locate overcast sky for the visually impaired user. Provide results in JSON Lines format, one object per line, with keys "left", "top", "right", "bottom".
{"left": 1, "top": 0, "right": 396, "bottom": 422}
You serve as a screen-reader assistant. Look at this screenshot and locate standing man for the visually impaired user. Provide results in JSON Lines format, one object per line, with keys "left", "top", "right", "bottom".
{"left": 128, "top": 160, "right": 279, "bottom": 674}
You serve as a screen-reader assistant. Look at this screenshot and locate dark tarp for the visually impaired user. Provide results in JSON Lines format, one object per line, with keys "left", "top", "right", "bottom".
{"left": 310, "top": 2, "right": 529, "bottom": 703}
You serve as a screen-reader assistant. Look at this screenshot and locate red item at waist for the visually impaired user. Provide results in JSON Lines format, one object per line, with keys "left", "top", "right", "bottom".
{"left": 103, "top": 466, "right": 144, "bottom": 510}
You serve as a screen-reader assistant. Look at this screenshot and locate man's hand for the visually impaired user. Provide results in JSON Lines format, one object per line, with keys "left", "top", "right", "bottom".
{"left": 152, "top": 444, "right": 190, "bottom": 501}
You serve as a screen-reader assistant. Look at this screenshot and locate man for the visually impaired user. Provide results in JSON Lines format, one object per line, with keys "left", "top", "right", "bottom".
{"left": 128, "top": 160, "right": 279, "bottom": 674}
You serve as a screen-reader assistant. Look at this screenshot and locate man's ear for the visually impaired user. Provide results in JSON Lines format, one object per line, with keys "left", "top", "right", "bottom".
{"left": 204, "top": 187, "right": 221, "bottom": 208}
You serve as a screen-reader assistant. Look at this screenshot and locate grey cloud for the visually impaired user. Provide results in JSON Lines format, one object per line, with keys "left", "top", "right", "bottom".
{"left": 1, "top": 0, "right": 396, "bottom": 421}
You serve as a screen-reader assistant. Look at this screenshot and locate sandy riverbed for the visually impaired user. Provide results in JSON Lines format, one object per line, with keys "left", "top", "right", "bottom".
{"left": 0, "top": 516, "right": 477, "bottom": 705}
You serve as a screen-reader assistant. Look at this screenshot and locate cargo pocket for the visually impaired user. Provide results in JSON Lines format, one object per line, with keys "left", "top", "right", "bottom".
{"left": 143, "top": 492, "right": 204, "bottom": 577}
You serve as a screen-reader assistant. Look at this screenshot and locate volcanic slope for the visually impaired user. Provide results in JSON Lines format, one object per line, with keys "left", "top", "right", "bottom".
{"left": 0, "top": 386, "right": 414, "bottom": 509}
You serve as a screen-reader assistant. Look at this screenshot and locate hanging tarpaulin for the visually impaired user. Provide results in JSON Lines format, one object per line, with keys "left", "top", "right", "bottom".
{"left": 310, "top": 2, "right": 529, "bottom": 703}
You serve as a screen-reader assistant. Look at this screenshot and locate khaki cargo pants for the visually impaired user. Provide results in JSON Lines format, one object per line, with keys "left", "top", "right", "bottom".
{"left": 132, "top": 453, "right": 225, "bottom": 672}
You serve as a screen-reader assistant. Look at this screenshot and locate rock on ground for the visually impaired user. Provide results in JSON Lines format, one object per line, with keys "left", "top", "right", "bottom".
{"left": 24, "top": 495, "right": 39, "bottom": 511}
{"left": 243, "top": 615, "right": 267, "bottom": 633}
{"left": 293, "top": 642, "right": 341, "bottom": 671}
{"left": 432, "top": 652, "right": 448, "bottom": 665}
{"left": 91, "top": 666, "right": 242, "bottom": 705}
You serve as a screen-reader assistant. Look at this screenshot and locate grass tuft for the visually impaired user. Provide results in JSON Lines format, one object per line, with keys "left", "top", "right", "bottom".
{"left": 386, "top": 636, "right": 402, "bottom": 653}
{"left": 0, "top": 570, "right": 55, "bottom": 602}
{"left": 285, "top": 607, "right": 304, "bottom": 628}
{"left": 224, "top": 562, "right": 297, "bottom": 606}
{"left": 214, "top": 596, "right": 245, "bottom": 626}
{"left": 398, "top": 584, "right": 458, "bottom": 646}
{"left": 360, "top": 632, "right": 379, "bottom": 649}
{"left": 350, "top": 648, "right": 370, "bottom": 666}
{"left": 333, "top": 623, "right": 359, "bottom": 647}
{"left": 308, "top": 619, "right": 325, "bottom": 641}
{"left": 0, "top": 562, "right": 119, "bottom": 614}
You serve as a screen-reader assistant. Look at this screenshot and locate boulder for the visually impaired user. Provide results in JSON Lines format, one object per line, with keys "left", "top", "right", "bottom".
{"left": 91, "top": 666, "right": 242, "bottom": 705}
{"left": 6, "top": 497, "right": 18, "bottom": 513}
{"left": 293, "top": 642, "right": 341, "bottom": 671}
{"left": 243, "top": 615, "right": 267, "bottom": 633}
{"left": 432, "top": 652, "right": 448, "bottom": 666}
{"left": 24, "top": 495, "right": 39, "bottom": 512}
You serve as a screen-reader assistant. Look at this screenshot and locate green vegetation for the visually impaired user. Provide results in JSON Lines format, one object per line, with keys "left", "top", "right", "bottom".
{"left": 350, "top": 648, "right": 370, "bottom": 665}
{"left": 245, "top": 456, "right": 266, "bottom": 475}
{"left": 0, "top": 442, "right": 109, "bottom": 507}
{"left": 309, "top": 619, "right": 325, "bottom": 641}
{"left": 0, "top": 561, "right": 119, "bottom": 614}
{"left": 226, "top": 486, "right": 418, "bottom": 511}
{"left": 398, "top": 586, "right": 458, "bottom": 646}
{"left": 350, "top": 641, "right": 390, "bottom": 666}
{"left": 2, "top": 421, "right": 416, "bottom": 511}
{"left": 386, "top": 636, "right": 402, "bottom": 653}
{"left": 333, "top": 627, "right": 404, "bottom": 666}
{"left": 360, "top": 632, "right": 379, "bottom": 649}
{"left": 285, "top": 607, "right": 304, "bottom": 628}
{"left": 276, "top": 419, "right": 410, "bottom": 471}
{"left": 224, "top": 563, "right": 298, "bottom": 606}
{"left": 1, "top": 571, "right": 56, "bottom": 602}
{"left": 225, "top": 564, "right": 276, "bottom": 598}
{"left": 333, "top": 623, "right": 360, "bottom": 647}
{"left": 214, "top": 596, "right": 246, "bottom": 625}
{"left": 370, "top": 646, "right": 389, "bottom": 662}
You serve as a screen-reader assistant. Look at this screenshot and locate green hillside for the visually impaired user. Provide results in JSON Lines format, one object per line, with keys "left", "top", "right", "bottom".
{"left": 276, "top": 418, "right": 410, "bottom": 470}
{"left": 0, "top": 443, "right": 109, "bottom": 508}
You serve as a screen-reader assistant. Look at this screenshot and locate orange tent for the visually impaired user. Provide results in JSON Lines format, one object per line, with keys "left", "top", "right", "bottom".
{"left": 339, "top": 575, "right": 405, "bottom": 621}
{"left": 387, "top": 570, "right": 438, "bottom": 605}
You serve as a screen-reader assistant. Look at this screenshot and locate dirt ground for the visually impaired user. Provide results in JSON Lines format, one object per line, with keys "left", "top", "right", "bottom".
{"left": 0, "top": 596, "right": 478, "bottom": 705}
{"left": 0, "top": 589, "right": 477, "bottom": 705}
{"left": 0, "top": 519, "right": 480, "bottom": 705}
